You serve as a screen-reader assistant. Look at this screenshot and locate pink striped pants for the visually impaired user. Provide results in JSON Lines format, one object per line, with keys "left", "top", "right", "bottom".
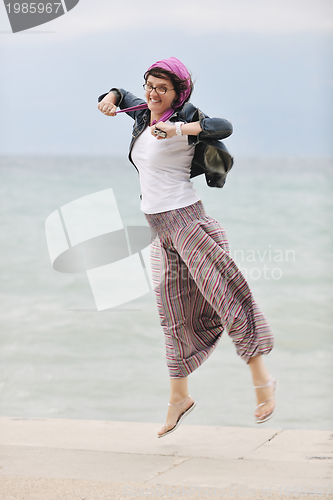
{"left": 145, "top": 201, "right": 273, "bottom": 379}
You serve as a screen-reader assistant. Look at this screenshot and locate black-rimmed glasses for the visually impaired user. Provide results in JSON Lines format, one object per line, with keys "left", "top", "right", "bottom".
{"left": 143, "top": 83, "right": 175, "bottom": 95}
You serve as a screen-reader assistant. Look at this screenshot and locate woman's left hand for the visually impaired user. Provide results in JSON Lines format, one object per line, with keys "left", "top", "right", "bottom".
{"left": 151, "top": 122, "right": 176, "bottom": 140}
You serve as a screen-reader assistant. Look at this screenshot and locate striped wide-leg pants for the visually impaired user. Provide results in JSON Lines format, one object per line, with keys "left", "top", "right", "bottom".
{"left": 145, "top": 201, "right": 273, "bottom": 379}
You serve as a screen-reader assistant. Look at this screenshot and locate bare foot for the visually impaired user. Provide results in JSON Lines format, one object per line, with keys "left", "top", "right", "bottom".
{"left": 254, "top": 378, "right": 276, "bottom": 421}
{"left": 157, "top": 395, "right": 195, "bottom": 437}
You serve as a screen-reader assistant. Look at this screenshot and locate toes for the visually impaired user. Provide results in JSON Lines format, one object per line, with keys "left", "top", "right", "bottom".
{"left": 255, "top": 401, "right": 275, "bottom": 419}
{"left": 157, "top": 426, "right": 166, "bottom": 436}
{"left": 157, "top": 423, "right": 174, "bottom": 437}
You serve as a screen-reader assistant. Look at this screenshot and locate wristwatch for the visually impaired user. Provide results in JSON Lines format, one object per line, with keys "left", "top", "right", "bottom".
{"left": 176, "top": 122, "right": 183, "bottom": 136}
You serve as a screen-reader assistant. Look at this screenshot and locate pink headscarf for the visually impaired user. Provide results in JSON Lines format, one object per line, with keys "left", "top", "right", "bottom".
{"left": 147, "top": 57, "right": 192, "bottom": 123}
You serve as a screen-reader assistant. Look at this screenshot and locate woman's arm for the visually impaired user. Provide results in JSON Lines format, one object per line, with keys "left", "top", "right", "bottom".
{"left": 97, "top": 88, "right": 146, "bottom": 120}
{"left": 151, "top": 121, "right": 202, "bottom": 140}
{"left": 179, "top": 103, "right": 233, "bottom": 143}
{"left": 198, "top": 116, "right": 233, "bottom": 140}
{"left": 151, "top": 103, "right": 233, "bottom": 142}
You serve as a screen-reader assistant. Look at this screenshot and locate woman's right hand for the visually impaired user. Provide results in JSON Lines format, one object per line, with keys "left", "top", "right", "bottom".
{"left": 97, "top": 94, "right": 117, "bottom": 116}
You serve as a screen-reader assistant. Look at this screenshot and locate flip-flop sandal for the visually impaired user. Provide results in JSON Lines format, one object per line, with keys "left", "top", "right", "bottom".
{"left": 254, "top": 377, "right": 277, "bottom": 424}
{"left": 158, "top": 396, "right": 197, "bottom": 438}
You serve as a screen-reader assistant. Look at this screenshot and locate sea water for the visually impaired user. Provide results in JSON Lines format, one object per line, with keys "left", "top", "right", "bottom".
{"left": 0, "top": 156, "right": 332, "bottom": 430}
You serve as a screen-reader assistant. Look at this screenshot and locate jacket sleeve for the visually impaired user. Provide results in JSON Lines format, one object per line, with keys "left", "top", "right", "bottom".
{"left": 98, "top": 88, "right": 146, "bottom": 120}
{"left": 179, "top": 103, "right": 233, "bottom": 145}
{"left": 198, "top": 112, "right": 233, "bottom": 141}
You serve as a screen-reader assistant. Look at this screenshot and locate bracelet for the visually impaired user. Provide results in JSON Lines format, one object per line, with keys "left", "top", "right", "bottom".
{"left": 176, "top": 122, "right": 183, "bottom": 136}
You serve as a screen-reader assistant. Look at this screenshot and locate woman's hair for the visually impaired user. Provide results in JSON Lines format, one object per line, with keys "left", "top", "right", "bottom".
{"left": 144, "top": 67, "right": 193, "bottom": 107}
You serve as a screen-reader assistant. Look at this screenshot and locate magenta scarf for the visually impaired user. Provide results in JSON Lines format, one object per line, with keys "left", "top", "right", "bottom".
{"left": 116, "top": 57, "right": 191, "bottom": 124}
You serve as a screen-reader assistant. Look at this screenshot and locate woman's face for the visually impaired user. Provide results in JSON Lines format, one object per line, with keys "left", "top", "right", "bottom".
{"left": 145, "top": 74, "right": 177, "bottom": 122}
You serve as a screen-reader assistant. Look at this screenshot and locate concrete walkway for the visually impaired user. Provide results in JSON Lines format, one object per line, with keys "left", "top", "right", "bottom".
{"left": 0, "top": 417, "right": 332, "bottom": 500}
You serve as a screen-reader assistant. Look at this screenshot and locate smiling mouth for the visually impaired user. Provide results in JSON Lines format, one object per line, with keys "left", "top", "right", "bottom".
{"left": 150, "top": 98, "right": 161, "bottom": 103}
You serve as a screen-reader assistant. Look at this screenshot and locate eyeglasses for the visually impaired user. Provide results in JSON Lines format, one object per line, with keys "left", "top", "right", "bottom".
{"left": 143, "top": 83, "right": 175, "bottom": 95}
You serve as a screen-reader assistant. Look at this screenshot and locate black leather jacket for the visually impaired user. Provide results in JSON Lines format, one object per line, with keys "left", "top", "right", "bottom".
{"left": 98, "top": 88, "right": 234, "bottom": 188}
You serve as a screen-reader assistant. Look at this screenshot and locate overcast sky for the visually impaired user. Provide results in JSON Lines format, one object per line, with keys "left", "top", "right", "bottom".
{"left": 0, "top": 0, "right": 332, "bottom": 157}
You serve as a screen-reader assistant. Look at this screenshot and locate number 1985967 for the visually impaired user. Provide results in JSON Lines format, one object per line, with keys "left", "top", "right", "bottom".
{"left": 6, "top": 3, "right": 62, "bottom": 14}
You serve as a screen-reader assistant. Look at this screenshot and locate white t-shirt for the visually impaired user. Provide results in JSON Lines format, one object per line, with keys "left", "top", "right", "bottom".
{"left": 131, "top": 122, "right": 201, "bottom": 214}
